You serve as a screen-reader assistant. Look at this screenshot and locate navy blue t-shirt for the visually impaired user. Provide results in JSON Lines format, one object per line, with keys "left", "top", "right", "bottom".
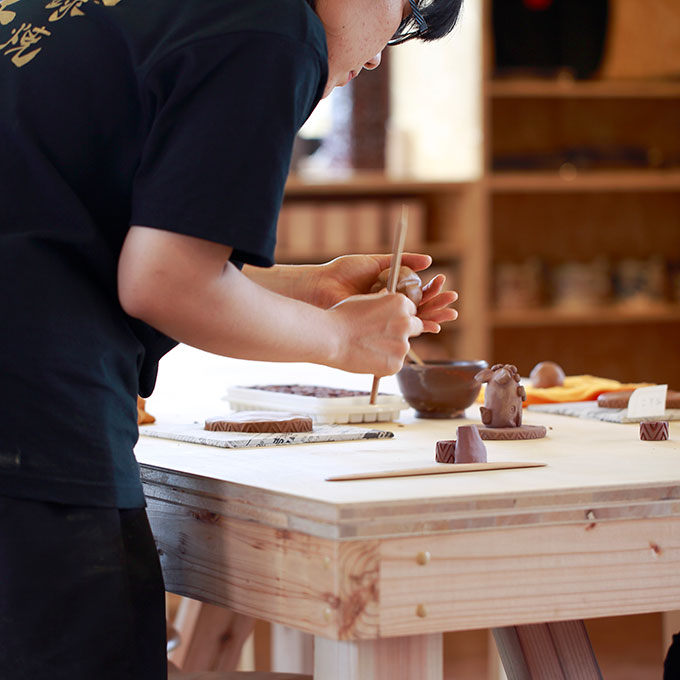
{"left": 0, "top": 0, "right": 327, "bottom": 507}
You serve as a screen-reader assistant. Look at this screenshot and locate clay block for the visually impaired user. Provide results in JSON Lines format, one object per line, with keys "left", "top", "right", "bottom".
{"left": 477, "top": 424, "right": 547, "bottom": 441}
{"left": 598, "top": 389, "right": 680, "bottom": 410}
{"left": 435, "top": 439, "right": 456, "bottom": 464}
{"left": 639, "top": 421, "right": 669, "bottom": 441}
{"left": 205, "top": 412, "right": 313, "bottom": 433}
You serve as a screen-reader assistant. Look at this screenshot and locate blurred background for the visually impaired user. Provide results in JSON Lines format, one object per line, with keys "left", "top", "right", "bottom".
{"left": 281, "top": 0, "right": 680, "bottom": 387}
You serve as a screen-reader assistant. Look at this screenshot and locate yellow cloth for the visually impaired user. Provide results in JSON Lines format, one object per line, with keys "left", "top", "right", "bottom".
{"left": 477, "top": 375, "right": 651, "bottom": 407}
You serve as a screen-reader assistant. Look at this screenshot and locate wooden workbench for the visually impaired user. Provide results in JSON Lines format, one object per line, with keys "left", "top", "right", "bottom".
{"left": 137, "top": 407, "right": 680, "bottom": 678}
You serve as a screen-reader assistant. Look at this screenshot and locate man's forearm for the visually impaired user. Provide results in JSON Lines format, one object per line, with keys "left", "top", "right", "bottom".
{"left": 242, "top": 263, "right": 321, "bottom": 305}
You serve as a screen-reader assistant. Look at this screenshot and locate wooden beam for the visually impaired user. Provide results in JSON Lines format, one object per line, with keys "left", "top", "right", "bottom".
{"left": 492, "top": 620, "right": 602, "bottom": 679}
{"left": 170, "top": 598, "right": 255, "bottom": 672}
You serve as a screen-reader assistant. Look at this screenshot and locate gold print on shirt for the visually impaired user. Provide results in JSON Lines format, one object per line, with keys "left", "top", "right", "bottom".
{"left": 45, "top": 0, "right": 87, "bottom": 22}
{"left": 45, "top": 0, "right": 121, "bottom": 21}
{"left": 0, "top": 0, "right": 122, "bottom": 67}
{"left": 0, "top": 21, "right": 50, "bottom": 67}
{"left": 0, "top": 0, "right": 20, "bottom": 25}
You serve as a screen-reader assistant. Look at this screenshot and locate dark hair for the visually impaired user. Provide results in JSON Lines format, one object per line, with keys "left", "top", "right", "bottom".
{"left": 415, "top": 0, "right": 463, "bottom": 42}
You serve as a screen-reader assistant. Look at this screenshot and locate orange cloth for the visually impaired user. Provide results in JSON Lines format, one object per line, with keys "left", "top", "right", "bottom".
{"left": 477, "top": 375, "right": 652, "bottom": 407}
{"left": 137, "top": 395, "right": 155, "bottom": 424}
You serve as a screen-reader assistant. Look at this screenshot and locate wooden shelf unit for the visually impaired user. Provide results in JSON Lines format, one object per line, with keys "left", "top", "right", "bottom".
{"left": 482, "top": 0, "right": 680, "bottom": 386}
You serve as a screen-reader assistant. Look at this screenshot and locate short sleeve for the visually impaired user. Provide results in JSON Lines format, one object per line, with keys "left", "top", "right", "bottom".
{"left": 131, "top": 31, "right": 326, "bottom": 267}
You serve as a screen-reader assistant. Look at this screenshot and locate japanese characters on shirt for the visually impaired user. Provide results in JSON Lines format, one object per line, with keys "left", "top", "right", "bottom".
{"left": 0, "top": 0, "right": 120, "bottom": 68}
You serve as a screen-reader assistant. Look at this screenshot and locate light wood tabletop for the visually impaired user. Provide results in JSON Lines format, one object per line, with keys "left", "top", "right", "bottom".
{"left": 137, "top": 404, "right": 680, "bottom": 678}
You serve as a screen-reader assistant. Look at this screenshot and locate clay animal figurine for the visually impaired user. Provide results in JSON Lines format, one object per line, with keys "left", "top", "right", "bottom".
{"left": 474, "top": 364, "right": 526, "bottom": 428}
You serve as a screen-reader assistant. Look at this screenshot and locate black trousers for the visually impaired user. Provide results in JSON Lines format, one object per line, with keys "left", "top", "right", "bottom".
{"left": 666, "top": 633, "right": 680, "bottom": 680}
{"left": 0, "top": 495, "right": 167, "bottom": 680}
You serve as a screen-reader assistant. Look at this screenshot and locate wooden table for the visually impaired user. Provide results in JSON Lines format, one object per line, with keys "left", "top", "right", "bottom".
{"left": 136, "top": 408, "right": 680, "bottom": 678}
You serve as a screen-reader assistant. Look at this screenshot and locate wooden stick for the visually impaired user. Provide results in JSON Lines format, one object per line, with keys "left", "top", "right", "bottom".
{"left": 370, "top": 205, "right": 409, "bottom": 405}
{"left": 326, "top": 461, "right": 546, "bottom": 482}
{"left": 407, "top": 347, "right": 425, "bottom": 365}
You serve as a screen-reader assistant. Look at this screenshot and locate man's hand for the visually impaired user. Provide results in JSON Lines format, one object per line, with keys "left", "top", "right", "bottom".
{"left": 306, "top": 254, "right": 458, "bottom": 333}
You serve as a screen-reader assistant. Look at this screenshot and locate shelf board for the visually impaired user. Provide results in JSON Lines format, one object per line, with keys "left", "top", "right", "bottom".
{"left": 285, "top": 172, "right": 474, "bottom": 197}
{"left": 488, "top": 170, "right": 680, "bottom": 193}
{"left": 492, "top": 305, "right": 680, "bottom": 328}
{"left": 275, "top": 242, "right": 462, "bottom": 264}
{"left": 488, "top": 78, "right": 680, "bottom": 99}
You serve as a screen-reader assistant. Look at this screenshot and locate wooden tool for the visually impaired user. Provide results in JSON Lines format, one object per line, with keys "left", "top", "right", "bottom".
{"left": 326, "top": 460, "right": 546, "bottom": 481}
{"left": 370, "top": 205, "right": 409, "bottom": 405}
{"left": 407, "top": 347, "right": 425, "bottom": 365}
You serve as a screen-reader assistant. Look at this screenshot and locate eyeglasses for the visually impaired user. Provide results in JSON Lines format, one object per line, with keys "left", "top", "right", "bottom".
{"left": 388, "top": 0, "right": 428, "bottom": 46}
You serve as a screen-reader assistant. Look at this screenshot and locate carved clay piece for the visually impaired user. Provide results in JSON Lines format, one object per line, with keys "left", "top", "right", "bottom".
{"left": 477, "top": 424, "right": 547, "bottom": 441}
{"left": 435, "top": 425, "right": 488, "bottom": 463}
{"left": 205, "top": 412, "right": 313, "bottom": 433}
{"left": 370, "top": 265, "right": 423, "bottom": 305}
{"left": 598, "top": 389, "right": 680, "bottom": 410}
{"left": 435, "top": 440, "right": 456, "bottom": 463}
{"left": 529, "top": 361, "right": 566, "bottom": 388}
{"left": 474, "top": 364, "right": 526, "bottom": 428}
{"left": 639, "top": 421, "right": 669, "bottom": 441}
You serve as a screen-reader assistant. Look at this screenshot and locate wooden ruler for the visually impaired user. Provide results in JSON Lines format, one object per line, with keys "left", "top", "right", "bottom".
{"left": 326, "top": 461, "right": 546, "bottom": 481}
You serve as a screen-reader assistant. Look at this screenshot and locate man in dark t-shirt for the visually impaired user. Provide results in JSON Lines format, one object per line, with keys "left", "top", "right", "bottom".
{"left": 0, "top": 0, "right": 462, "bottom": 677}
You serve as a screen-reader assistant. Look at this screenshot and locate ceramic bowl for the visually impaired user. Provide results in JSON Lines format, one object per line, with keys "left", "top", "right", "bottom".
{"left": 396, "top": 359, "right": 488, "bottom": 418}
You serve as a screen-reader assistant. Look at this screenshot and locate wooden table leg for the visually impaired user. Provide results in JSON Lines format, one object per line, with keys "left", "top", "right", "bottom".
{"left": 271, "top": 624, "right": 314, "bottom": 673}
{"left": 492, "top": 620, "right": 602, "bottom": 680}
{"left": 314, "top": 633, "right": 443, "bottom": 680}
{"left": 170, "top": 597, "right": 256, "bottom": 672}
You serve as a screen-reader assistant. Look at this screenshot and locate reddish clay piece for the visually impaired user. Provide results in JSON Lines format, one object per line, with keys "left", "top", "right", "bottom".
{"left": 598, "top": 389, "right": 680, "bottom": 410}
{"left": 370, "top": 265, "right": 423, "bottom": 305}
{"left": 435, "top": 440, "right": 457, "bottom": 463}
{"left": 530, "top": 361, "right": 566, "bottom": 388}
{"left": 455, "top": 425, "right": 488, "bottom": 463}
{"left": 205, "top": 412, "right": 313, "bottom": 433}
{"left": 477, "top": 424, "right": 547, "bottom": 441}
{"left": 435, "top": 425, "right": 488, "bottom": 463}
{"left": 475, "top": 364, "right": 526, "bottom": 428}
{"left": 639, "top": 421, "right": 669, "bottom": 441}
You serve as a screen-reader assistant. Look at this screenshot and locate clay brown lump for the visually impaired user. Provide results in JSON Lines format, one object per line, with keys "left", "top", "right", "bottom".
{"left": 370, "top": 265, "right": 423, "bottom": 305}
{"left": 205, "top": 411, "right": 313, "bottom": 433}
{"left": 530, "top": 361, "right": 566, "bottom": 388}
{"left": 475, "top": 364, "right": 526, "bottom": 429}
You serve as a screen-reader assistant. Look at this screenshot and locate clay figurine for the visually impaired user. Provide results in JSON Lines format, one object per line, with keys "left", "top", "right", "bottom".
{"left": 474, "top": 364, "right": 547, "bottom": 440}
{"left": 475, "top": 364, "right": 526, "bottom": 428}
{"left": 435, "top": 425, "right": 487, "bottom": 464}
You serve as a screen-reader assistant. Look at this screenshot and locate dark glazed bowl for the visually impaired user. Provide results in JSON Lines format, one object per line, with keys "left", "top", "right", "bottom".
{"left": 396, "top": 359, "right": 489, "bottom": 419}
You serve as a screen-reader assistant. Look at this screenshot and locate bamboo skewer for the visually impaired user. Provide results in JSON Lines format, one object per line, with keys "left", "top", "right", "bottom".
{"left": 369, "top": 205, "right": 409, "bottom": 405}
{"left": 326, "top": 461, "right": 546, "bottom": 482}
{"left": 407, "top": 347, "right": 425, "bottom": 365}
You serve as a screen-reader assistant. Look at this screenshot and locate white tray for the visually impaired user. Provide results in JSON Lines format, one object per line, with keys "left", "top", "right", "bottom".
{"left": 224, "top": 385, "right": 409, "bottom": 424}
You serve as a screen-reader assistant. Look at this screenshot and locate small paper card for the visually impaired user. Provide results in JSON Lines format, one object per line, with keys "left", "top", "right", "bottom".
{"left": 627, "top": 385, "right": 668, "bottom": 420}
